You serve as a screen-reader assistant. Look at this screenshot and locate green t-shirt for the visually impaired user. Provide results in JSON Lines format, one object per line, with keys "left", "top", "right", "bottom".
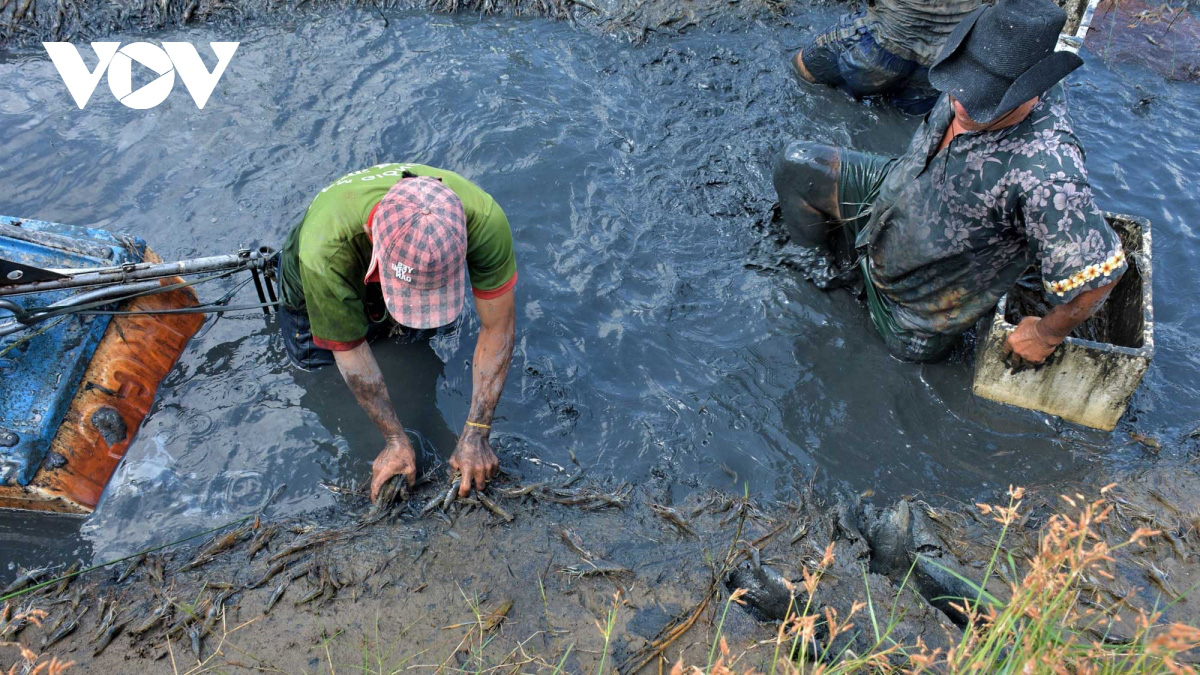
{"left": 280, "top": 163, "right": 517, "bottom": 348}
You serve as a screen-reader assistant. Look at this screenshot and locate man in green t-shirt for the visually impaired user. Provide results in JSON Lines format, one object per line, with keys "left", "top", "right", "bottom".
{"left": 279, "top": 164, "right": 518, "bottom": 501}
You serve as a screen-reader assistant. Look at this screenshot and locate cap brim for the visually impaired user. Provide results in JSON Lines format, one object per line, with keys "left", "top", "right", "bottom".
{"left": 381, "top": 267, "right": 465, "bottom": 330}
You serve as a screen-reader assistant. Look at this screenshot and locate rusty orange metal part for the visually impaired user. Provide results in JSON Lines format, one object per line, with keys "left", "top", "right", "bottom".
{"left": 0, "top": 268, "right": 202, "bottom": 514}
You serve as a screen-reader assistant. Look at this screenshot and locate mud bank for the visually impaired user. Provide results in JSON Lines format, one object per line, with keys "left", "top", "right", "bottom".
{"left": 0, "top": 0, "right": 788, "bottom": 52}
{"left": 2, "top": 459, "right": 1197, "bottom": 673}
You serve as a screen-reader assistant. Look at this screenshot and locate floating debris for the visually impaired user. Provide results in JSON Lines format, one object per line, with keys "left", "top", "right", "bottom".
{"left": 1129, "top": 432, "right": 1161, "bottom": 452}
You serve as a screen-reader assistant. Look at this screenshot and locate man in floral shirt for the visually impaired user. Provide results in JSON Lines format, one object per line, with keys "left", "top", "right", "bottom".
{"left": 774, "top": 0, "right": 1126, "bottom": 364}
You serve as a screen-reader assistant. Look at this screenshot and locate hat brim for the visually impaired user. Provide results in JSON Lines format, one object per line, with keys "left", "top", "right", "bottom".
{"left": 928, "top": 4, "right": 1083, "bottom": 124}
{"left": 928, "top": 4, "right": 987, "bottom": 78}
{"left": 380, "top": 262, "right": 465, "bottom": 330}
{"left": 991, "top": 51, "right": 1083, "bottom": 118}
{"left": 932, "top": 50, "right": 1082, "bottom": 123}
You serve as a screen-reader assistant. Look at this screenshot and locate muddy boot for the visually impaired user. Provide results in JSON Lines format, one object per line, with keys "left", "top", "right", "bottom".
{"left": 861, "top": 500, "right": 997, "bottom": 624}
{"left": 907, "top": 505, "right": 996, "bottom": 621}
{"left": 725, "top": 551, "right": 801, "bottom": 622}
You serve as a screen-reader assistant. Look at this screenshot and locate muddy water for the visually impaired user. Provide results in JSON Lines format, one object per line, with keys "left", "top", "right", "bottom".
{"left": 0, "top": 8, "right": 1197, "bottom": 578}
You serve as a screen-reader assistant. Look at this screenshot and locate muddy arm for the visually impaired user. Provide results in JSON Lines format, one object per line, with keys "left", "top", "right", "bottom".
{"left": 1038, "top": 277, "right": 1122, "bottom": 340}
{"left": 335, "top": 342, "right": 419, "bottom": 498}
{"left": 333, "top": 341, "right": 406, "bottom": 441}
{"left": 1005, "top": 276, "right": 1122, "bottom": 364}
{"left": 451, "top": 289, "right": 516, "bottom": 495}
{"left": 465, "top": 289, "right": 515, "bottom": 430}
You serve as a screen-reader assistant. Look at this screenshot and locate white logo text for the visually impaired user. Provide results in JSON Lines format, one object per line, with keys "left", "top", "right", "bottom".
{"left": 42, "top": 41, "right": 239, "bottom": 110}
{"left": 392, "top": 262, "right": 414, "bottom": 283}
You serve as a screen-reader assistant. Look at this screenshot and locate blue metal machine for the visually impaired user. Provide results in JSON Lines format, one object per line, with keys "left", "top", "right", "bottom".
{"left": 1, "top": 216, "right": 276, "bottom": 513}
{"left": 0, "top": 217, "right": 146, "bottom": 488}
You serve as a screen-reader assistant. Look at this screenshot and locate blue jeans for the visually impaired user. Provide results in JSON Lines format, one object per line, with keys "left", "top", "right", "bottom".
{"left": 798, "top": 12, "right": 939, "bottom": 115}
{"left": 279, "top": 304, "right": 451, "bottom": 371}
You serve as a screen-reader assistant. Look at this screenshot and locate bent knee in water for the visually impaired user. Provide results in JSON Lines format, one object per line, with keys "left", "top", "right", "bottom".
{"left": 791, "top": 50, "right": 818, "bottom": 83}
{"left": 772, "top": 141, "right": 842, "bottom": 247}
{"left": 773, "top": 141, "right": 839, "bottom": 198}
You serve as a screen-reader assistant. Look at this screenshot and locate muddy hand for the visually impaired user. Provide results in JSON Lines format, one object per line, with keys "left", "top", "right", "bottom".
{"left": 449, "top": 430, "right": 499, "bottom": 497}
{"left": 1003, "top": 316, "right": 1059, "bottom": 370}
{"left": 370, "top": 436, "right": 417, "bottom": 501}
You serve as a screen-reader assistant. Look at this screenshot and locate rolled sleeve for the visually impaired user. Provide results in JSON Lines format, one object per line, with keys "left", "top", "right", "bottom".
{"left": 1023, "top": 179, "right": 1127, "bottom": 305}
{"left": 312, "top": 336, "right": 365, "bottom": 351}
{"left": 473, "top": 271, "right": 517, "bottom": 299}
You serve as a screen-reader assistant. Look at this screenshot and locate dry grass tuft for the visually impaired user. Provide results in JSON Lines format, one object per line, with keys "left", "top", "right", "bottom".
{"left": 674, "top": 485, "right": 1200, "bottom": 675}
{"left": 1, "top": 606, "right": 73, "bottom": 675}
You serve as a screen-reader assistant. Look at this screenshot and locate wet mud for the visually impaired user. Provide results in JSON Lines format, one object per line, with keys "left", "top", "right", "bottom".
{"left": 1, "top": 0, "right": 1200, "bottom": 667}
{"left": 4, "top": 459, "right": 1199, "bottom": 672}
{"left": 0, "top": 0, "right": 787, "bottom": 52}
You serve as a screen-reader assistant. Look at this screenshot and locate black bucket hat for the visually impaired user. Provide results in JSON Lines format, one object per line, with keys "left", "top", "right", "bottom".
{"left": 928, "top": 0, "right": 1083, "bottom": 124}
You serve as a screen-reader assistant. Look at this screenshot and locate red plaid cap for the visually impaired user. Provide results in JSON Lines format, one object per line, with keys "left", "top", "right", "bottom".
{"left": 365, "top": 177, "right": 467, "bottom": 329}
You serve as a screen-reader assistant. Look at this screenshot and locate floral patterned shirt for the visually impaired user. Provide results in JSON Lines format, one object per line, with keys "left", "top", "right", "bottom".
{"left": 858, "top": 84, "right": 1127, "bottom": 339}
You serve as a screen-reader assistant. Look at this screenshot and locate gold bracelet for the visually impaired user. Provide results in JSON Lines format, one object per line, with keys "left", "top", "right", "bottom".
{"left": 465, "top": 421, "right": 491, "bottom": 431}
